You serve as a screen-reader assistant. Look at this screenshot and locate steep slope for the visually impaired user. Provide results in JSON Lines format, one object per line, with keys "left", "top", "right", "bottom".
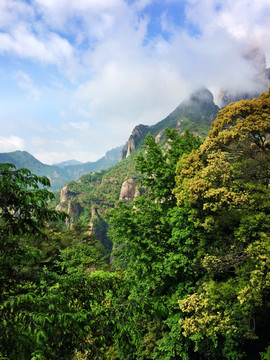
{"left": 56, "top": 88, "right": 220, "bottom": 250}
{"left": 120, "top": 88, "right": 219, "bottom": 160}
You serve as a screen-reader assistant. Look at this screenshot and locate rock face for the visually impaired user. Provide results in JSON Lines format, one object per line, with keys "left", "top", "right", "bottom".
{"left": 67, "top": 201, "right": 82, "bottom": 218}
{"left": 218, "top": 90, "right": 260, "bottom": 108}
{"left": 119, "top": 178, "right": 139, "bottom": 202}
{"left": 55, "top": 185, "right": 80, "bottom": 226}
{"left": 59, "top": 185, "right": 77, "bottom": 203}
{"left": 119, "top": 124, "right": 149, "bottom": 161}
{"left": 190, "top": 87, "right": 215, "bottom": 105}
{"left": 89, "top": 203, "right": 99, "bottom": 232}
{"left": 155, "top": 129, "right": 166, "bottom": 143}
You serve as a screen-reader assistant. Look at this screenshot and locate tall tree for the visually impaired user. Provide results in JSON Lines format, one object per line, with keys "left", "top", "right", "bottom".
{"left": 174, "top": 89, "right": 270, "bottom": 359}
{"left": 109, "top": 130, "right": 202, "bottom": 359}
{"left": 0, "top": 164, "right": 107, "bottom": 360}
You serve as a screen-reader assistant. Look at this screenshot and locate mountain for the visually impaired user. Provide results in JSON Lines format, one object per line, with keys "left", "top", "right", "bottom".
{"left": 0, "top": 146, "right": 123, "bottom": 192}
{"left": 120, "top": 88, "right": 219, "bottom": 160}
{"left": 0, "top": 150, "right": 68, "bottom": 191}
{"left": 54, "top": 88, "right": 220, "bottom": 250}
{"left": 54, "top": 159, "right": 83, "bottom": 168}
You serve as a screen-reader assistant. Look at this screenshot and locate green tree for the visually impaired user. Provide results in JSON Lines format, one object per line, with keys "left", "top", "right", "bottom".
{"left": 0, "top": 164, "right": 109, "bottom": 360}
{"left": 109, "top": 130, "right": 202, "bottom": 359}
{"left": 174, "top": 89, "right": 270, "bottom": 359}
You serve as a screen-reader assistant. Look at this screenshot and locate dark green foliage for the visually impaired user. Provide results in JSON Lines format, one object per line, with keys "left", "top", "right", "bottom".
{"left": 0, "top": 164, "right": 112, "bottom": 359}
{"left": 0, "top": 163, "right": 61, "bottom": 235}
{"left": 136, "top": 129, "right": 202, "bottom": 203}
{"left": 109, "top": 130, "right": 202, "bottom": 359}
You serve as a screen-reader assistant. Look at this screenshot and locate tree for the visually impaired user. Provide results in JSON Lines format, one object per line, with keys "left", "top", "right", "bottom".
{"left": 135, "top": 129, "right": 202, "bottom": 204}
{"left": 0, "top": 164, "right": 63, "bottom": 298}
{"left": 109, "top": 130, "right": 202, "bottom": 359}
{"left": 0, "top": 164, "right": 96, "bottom": 360}
{"left": 174, "top": 89, "right": 270, "bottom": 359}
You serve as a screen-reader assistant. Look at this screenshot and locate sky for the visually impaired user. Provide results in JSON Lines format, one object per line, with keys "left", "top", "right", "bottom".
{"left": 0, "top": 0, "right": 270, "bottom": 164}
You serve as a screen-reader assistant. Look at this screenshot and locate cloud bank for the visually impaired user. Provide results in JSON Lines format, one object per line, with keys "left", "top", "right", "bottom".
{"left": 0, "top": 0, "right": 269, "bottom": 163}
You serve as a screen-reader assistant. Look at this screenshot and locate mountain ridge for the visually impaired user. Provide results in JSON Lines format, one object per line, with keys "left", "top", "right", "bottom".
{"left": 0, "top": 146, "right": 123, "bottom": 191}
{"left": 54, "top": 87, "right": 221, "bottom": 247}
{"left": 54, "top": 159, "right": 83, "bottom": 168}
{"left": 120, "top": 88, "right": 220, "bottom": 160}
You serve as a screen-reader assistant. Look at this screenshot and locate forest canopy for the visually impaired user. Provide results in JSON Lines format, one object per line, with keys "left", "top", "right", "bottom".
{"left": 0, "top": 89, "right": 270, "bottom": 359}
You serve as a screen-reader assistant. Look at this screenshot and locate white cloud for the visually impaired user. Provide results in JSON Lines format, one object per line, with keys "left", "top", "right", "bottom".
{"left": 185, "top": 0, "right": 270, "bottom": 63}
{"left": 32, "top": 0, "right": 127, "bottom": 41}
{"left": 76, "top": 57, "right": 189, "bottom": 132}
{"left": 0, "top": 135, "right": 25, "bottom": 152}
{"left": 0, "top": 24, "right": 73, "bottom": 65}
{"left": 0, "top": 0, "right": 270, "bottom": 163}
{"left": 0, "top": 0, "right": 34, "bottom": 28}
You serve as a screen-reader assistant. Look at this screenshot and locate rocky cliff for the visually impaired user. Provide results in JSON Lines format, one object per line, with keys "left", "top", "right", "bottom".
{"left": 119, "top": 178, "right": 140, "bottom": 202}
{"left": 54, "top": 85, "right": 265, "bottom": 252}
{"left": 119, "top": 124, "right": 149, "bottom": 161}
{"left": 119, "top": 88, "right": 219, "bottom": 161}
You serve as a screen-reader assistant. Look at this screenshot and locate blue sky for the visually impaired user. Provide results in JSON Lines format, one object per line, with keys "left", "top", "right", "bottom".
{"left": 0, "top": 0, "right": 270, "bottom": 164}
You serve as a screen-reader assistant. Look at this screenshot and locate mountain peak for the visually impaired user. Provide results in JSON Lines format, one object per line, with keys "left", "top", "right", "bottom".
{"left": 189, "top": 88, "right": 214, "bottom": 104}
{"left": 54, "top": 159, "right": 83, "bottom": 168}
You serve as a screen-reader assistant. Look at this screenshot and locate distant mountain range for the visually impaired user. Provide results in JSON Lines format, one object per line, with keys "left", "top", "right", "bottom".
{"left": 0, "top": 146, "right": 123, "bottom": 191}
{"left": 1, "top": 78, "right": 269, "bottom": 194}
{"left": 52, "top": 86, "right": 270, "bottom": 249}
{"left": 0, "top": 88, "right": 219, "bottom": 193}
{"left": 54, "top": 159, "right": 83, "bottom": 168}
{"left": 1, "top": 85, "right": 268, "bottom": 249}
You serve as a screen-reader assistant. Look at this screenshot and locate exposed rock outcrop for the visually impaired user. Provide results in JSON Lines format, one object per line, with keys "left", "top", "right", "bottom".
{"left": 67, "top": 201, "right": 82, "bottom": 218}
{"left": 66, "top": 201, "right": 82, "bottom": 227}
{"left": 55, "top": 185, "right": 81, "bottom": 226}
{"left": 119, "top": 124, "right": 149, "bottom": 161}
{"left": 155, "top": 129, "right": 166, "bottom": 143}
{"left": 119, "top": 178, "right": 139, "bottom": 202}
{"left": 55, "top": 203, "right": 66, "bottom": 212}
{"left": 59, "top": 185, "right": 77, "bottom": 203}
{"left": 89, "top": 202, "right": 99, "bottom": 233}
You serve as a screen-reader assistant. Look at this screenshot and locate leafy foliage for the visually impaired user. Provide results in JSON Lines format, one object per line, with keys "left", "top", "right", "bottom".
{"left": 175, "top": 89, "right": 270, "bottom": 359}
{"left": 0, "top": 164, "right": 113, "bottom": 359}
{"left": 109, "top": 129, "right": 202, "bottom": 359}
{"left": 1, "top": 89, "right": 270, "bottom": 359}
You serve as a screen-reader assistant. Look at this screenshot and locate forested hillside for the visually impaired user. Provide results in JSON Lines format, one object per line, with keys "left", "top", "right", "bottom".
{"left": 0, "top": 89, "right": 270, "bottom": 359}
{"left": 55, "top": 88, "right": 220, "bottom": 247}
